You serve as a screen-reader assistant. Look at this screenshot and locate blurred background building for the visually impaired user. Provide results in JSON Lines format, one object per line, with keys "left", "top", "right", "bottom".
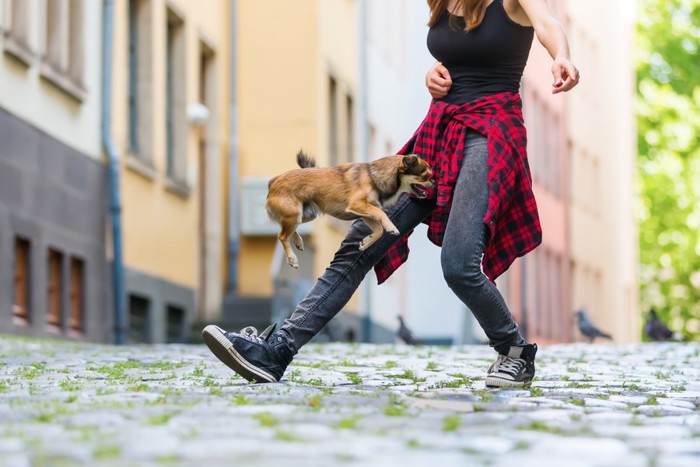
{"left": 0, "top": 0, "right": 638, "bottom": 345}
{"left": 498, "top": 0, "right": 639, "bottom": 345}
{"left": 0, "top": 0, "right": 108, "bottom": 340}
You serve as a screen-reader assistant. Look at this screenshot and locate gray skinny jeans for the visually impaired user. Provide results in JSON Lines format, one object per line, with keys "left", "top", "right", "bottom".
{"left": 277, "top": 131, "right": 525, "bottom": 356}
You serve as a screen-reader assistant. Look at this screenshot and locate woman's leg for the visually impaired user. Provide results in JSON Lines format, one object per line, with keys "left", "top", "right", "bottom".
{"left": 203, "top": 193, "right": 435, "bottom": 383}
{"left": 440, "top": 131, "right": 526, "bottom": 352}
{"left": 440, "top": 131, "right": 536, "bottom": 387}
{"left": 278, "top": 194, "right": 435, "bottom": 352}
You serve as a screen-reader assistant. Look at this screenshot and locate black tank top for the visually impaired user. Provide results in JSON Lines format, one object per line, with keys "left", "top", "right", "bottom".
{"left": 426, "top": 0, "right": 534, "bottom": 105}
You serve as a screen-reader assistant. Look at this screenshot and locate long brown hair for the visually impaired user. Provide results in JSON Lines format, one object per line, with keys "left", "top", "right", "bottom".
{"left": 427, "top": 0, "right": 491, "bottom": 31}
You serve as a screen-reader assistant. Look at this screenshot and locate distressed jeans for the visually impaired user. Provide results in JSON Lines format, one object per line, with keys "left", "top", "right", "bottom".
{"left": 277, "top": 131, "right": 525, "bottom": 356}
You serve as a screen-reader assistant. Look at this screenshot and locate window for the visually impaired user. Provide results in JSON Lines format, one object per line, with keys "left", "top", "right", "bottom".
{"left": 69, "top": 257, "right": 84, "bottom": 333}
{"left": 3, "top": 0, "right": 32, "bottom": 65}
{"left": 42, "top": 0, "right": 86, "bottom": 100}
{"left": 128, "top": 0, "right": 140, "bottom": 154}
{"left": 128, "top": 294, "right": 151, "bottom": 344}
{"left": 346, "top": 94, "right": 354, "bottom": 163}
{"left": 127, "top": 0, "right": 153, "bottom": 165}
{"left": 165, "top": 9, "right": 186, "bottom": 184}
{"left": 13, "top": 237, "right": 31, "bottom": 324}
{"left": 197, "top": 41, "right": 215, "bottom": 317}
{"left": 166, "top": 305, "right": 185, "bottom": 343}
{"left": 47, "top": 249, "right": 64, "bottom": 329}
{"left": 328, "top": 76, "right": 355, "bottom": 166}
{"left": 328, "top": 76, "right": 338, "bottom": 166}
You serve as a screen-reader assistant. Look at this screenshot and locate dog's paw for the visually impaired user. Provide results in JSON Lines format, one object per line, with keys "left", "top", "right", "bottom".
{"left": 359, "top": 235, "right": 377, "bottom": 251}
{"left": 293, "top": 236, "right": 304, "bottom": 251}
{"left": 287, "top": 256, "right": 299, "bottom": 269}
{"left": 386, "top": 226, "right": 400, "bottom": 236}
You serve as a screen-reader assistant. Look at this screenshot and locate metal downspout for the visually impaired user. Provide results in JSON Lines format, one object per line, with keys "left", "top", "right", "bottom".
{"left": 357, "top": 0, "right": 371, "bottom": 342}
{"left": 226, "top": 0, "right": 240, "bottom": 294}
{"left": 101, "top": 0, "right": 127, "bottom": 344}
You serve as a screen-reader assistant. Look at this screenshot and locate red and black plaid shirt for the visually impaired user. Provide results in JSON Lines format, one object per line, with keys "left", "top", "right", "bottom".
{"left": 374, "top": 91, "right": 542, "bottom": 284}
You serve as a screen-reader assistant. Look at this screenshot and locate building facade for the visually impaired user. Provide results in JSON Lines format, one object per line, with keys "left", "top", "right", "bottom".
{"left": 499, "top": 0, "right": 638, "bottom": 343}
{"left": 0, "top": 0, "right": 109, "bottom": 341}
{"left": 564, "top": 0, "right": 638, "bottom": 342}
{"left": 363, "top": 0, "right": 469, "bottom": 344}
{"left": 499, "top": 0, "right": 572, "bottom": 344}
{"left": 224, "top": 0, "right": 365, "bottom": 338}
{"left": 0, "top": 0, "right": 232, "bottom": 344}
{"left": 110, "top": 0, "right": 230, "bottom": 343}
{"left": 0, "top": 1, "right": 638, "bottom": 345}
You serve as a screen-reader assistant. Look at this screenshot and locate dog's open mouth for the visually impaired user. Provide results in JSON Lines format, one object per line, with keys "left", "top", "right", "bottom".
{"left": 411, "top": 183, "right": 429, "bottom": 198}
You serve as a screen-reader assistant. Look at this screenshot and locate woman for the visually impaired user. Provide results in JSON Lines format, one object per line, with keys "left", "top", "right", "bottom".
{"left": 202, "top": 0, "right": 580, "bottom": 388}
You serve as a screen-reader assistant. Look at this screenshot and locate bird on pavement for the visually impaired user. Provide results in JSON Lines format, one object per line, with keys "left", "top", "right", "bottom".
{"left": 644, "top": 308, "right": 685, "bottom": 342}
{"left": 397, "top": 316, "right": 421, "bottom": 345}
{"left": 575, "top": 309, "right": 613, "bottom": 343}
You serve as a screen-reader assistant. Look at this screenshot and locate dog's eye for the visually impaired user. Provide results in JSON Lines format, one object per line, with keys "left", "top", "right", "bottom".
{"left": 422, "top": 174, "right": 429, "bottom": 181}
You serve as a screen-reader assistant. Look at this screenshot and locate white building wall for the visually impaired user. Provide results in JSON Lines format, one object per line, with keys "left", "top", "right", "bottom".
{"left": 0, "top": 0, "right": 102, "bottom": 159}
{"left": 365, "top": 0, "right": 469, "bottom": 344}
{"left": 566, "top": 0, "right": 638, "bottom": 342}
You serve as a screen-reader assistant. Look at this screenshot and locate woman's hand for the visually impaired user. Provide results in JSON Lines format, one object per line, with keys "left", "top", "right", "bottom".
{"left": 551, "top": 57, "right": 580, "bottom": 94}
{"left": 425, "top": 62, "right": 452, "bottom": 98}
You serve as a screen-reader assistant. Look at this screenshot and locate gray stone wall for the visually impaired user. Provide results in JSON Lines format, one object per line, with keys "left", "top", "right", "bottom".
{"left": 124, "top": 267, "right": 195, "bottom": 344}
{"left": 0, "top": 107, "right": 109, "bottom": 342}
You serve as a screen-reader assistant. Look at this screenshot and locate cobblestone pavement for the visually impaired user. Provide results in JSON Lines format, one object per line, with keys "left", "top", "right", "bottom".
{"left": 0, "top": 335, "right": 699, "bottom": 467}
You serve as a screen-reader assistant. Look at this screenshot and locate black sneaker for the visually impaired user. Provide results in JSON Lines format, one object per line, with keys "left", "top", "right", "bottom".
{"left": 485, "top": 343, "right": 537, "bottom": 388}
{"left": 202, "top": 323, "right": 293, "bottom": 383}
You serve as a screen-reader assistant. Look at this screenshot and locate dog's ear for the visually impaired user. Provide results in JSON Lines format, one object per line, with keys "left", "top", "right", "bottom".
{"left": 400, "top": 155, "right": 418, "bottom": 173}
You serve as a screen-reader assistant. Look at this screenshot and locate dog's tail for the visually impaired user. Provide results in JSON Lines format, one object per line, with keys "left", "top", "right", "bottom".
{"left": 296, "top": 150, "right": 316, "bottom": 169}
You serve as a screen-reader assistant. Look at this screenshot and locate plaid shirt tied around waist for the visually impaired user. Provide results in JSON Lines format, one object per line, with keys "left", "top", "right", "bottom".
{"left": 374, "top": 91, "right": 542, "bottom": 284}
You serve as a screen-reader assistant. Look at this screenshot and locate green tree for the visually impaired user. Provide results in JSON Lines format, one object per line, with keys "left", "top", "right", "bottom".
{"left": 637, "top": 0, "right": 700, "bottom": 340}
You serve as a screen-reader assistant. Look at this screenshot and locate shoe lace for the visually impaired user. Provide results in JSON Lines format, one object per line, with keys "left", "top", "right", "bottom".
{"left": 238, "top": 323, "right": 277, "bottom": 344}
{"left": 492, "top": 355, "right": 526, "bottom": 376}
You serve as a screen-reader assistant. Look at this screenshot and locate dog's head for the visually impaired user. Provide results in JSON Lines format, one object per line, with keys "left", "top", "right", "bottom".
{"left": 399, "top": 155, "right": 434, "bottom": 199}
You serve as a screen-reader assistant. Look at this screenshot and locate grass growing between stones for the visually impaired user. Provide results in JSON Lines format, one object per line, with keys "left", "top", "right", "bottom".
{"left": 334, "top": 416, "right": 361, "bottom": 430}
{"left": 443, "top": 415, "right": 461, "bottom": 432}
{"left": 253, "top": 412, "right": 280, "bottom": 427}
{"left": 2, "top": 336, "right": 699, "bottom": 465}
{"left": 345, "top": 372, "right": 362, "bottom": 384}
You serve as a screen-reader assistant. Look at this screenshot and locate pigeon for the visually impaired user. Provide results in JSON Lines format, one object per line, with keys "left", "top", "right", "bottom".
{"left": 575, "top": 309, "right": 613, "bottom": 343}
{"left": 644, "top": 308, "right": 685, "bottom": 342}
{"left": 397, "top": 316, "right": 421, "bottom": 345}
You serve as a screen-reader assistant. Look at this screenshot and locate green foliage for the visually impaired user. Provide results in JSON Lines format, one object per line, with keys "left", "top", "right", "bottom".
{"left": 637, "top": 0, "right": 700, "bottom": 340}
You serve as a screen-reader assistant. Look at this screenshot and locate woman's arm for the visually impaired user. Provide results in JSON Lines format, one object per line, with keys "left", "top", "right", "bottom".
{"left": 517, "top": 0, "right": 580, "bottom": 94}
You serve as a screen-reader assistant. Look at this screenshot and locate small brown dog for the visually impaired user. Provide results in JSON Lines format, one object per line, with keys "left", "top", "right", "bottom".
{"left": 266, "top": 151, "right": 434, "bottom": 268}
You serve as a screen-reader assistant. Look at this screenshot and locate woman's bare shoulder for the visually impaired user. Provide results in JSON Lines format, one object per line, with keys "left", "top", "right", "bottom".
{"left": 503, "top": 0, "right": 533, "bottom": 27}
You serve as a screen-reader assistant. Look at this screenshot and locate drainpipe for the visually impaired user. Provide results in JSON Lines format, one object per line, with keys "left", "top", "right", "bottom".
{"left": 101, "top": 0, "right": 127, "bottom": 344}
{"left": 357, "top": 0, "right": 371, "bottom": 342}
{"left": 226, "top": 0, "right": 240, "bottom": 294}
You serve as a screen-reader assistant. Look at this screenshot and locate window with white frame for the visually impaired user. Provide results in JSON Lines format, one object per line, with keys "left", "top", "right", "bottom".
{"left": 127, "top": 0, "right": 154, "bottom": 166}
{"left": 165, "top": 7, "right": 186, "bottom": 186}
{"left": 42, "top": 0, "right": 86, "bottom": 100}
{"left": 3, "top": 0, "right": 33, "bottom": 65}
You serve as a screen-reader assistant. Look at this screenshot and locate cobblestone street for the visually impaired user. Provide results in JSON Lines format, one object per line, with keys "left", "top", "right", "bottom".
{"left": 0, "top": 335, "right": 699, "bottom": 466}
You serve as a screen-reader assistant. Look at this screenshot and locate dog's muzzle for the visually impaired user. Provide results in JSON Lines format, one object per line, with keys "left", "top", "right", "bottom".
{"left": 410, "top": 182, "right": 433, "bottom": 199}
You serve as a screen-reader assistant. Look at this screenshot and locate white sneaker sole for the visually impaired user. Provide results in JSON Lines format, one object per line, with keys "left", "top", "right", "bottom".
{"left": 202, "top": 325, "right": 278, "bottom": 384}
{"left": 485, "top": 376, "right": 532, "bottom": 389}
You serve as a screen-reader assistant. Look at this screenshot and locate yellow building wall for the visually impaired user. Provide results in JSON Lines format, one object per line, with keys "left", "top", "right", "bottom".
{"left": 111, "top": 0, "right": 230, "bottom": 290}
{"left": 236, "top": 0, "right": 362, "bottom": 305}
{"left": 236, "top": 0, "right": 318, "bottom": 296}
{"left": 313, "top": 0, "right": 358, "bottom": 282}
